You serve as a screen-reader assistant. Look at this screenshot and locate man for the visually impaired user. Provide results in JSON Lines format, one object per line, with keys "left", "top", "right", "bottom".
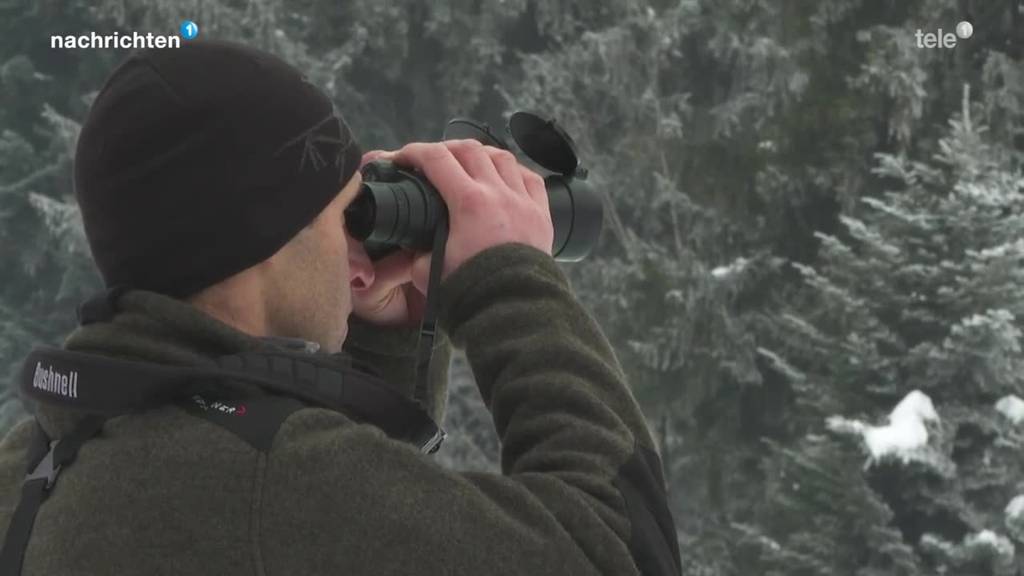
{"left": 0, "top": 40, "right": 681, "bottom": 575}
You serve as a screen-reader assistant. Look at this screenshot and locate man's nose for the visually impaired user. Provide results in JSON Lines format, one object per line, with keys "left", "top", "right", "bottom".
{"left": 348, "top": 236, "right": 375, "bottom": 290}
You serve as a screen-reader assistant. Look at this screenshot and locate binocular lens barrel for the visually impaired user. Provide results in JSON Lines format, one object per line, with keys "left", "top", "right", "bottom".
{"left": 345, "top": 164, "right": 602, "bottom": 262}
{"left": 346, "top": 180, "right": 442, "bottom": 251}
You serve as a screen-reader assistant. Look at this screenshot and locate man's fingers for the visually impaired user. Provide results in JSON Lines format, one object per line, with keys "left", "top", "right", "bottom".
{"left": 373, "top": 139, "right": 556, "bottom": 278}
{"left": 445, "top": 140, "right": 504, "bottom": 189}
{"left": 487, "top": 147, "right": 528, "bottom": 196}
{"left": 354, "top": 249, "right": 413, "bottom": 296}
{"left": 383, "top": 142, "right": 477, "bottom": 207}
{"left": 402, "top": 283, "right": 427, "bottom": 323}
{"left": 410, "top": 252, "right": 433, "bottom": 296}
{"left": 360, "top": 149, "right": 391, "bottom": 169}
{"left": 521, "top": 167, "right": 549, "bottom": 211}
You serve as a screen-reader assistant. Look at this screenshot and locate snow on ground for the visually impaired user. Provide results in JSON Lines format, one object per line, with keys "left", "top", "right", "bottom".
{"left": 995, "top": 395, "right": 1024, "bottom": 425}
{"left": 827, "top": 390, "right": 939, "bottom": 463}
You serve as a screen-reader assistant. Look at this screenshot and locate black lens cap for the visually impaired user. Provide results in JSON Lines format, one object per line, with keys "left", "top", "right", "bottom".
{"left": 507, "top": 112, "right": 583, "bottom": 177}
{"left": 443, "top": 118, "right": 510, "bottom": 149}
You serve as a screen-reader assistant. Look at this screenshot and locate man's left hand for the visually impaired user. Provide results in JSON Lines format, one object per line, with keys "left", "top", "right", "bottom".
{"left": 349, "top": 149, "right": 432, "bottom": 328}
{"left": 350, "top": 248, "right": 431, "bottom": 327}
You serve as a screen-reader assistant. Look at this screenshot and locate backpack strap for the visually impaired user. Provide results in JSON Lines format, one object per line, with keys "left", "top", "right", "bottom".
{"left": 0, "top": 391, "right": 306, "bottom": 576}
{"left": 20, "top": 346, "right": 445, "bottom": 454}
{"left": 177, "top": 393, "right": 307, "bottom": 452}
{"left": 0, "top": 414, "right": 107, "bottom": 576}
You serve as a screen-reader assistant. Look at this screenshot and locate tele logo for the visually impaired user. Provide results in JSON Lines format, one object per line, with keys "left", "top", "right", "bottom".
{"left": 916, "top": 21, "right": 973, "bottom": 48}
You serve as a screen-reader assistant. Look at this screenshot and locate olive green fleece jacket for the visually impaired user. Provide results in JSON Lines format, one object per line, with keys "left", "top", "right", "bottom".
{"left": 0, "top": 243, "right": 681, "bottom": 575}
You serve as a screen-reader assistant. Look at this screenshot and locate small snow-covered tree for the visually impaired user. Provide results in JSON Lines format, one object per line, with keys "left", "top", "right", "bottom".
{"left": 750, "top": 85, "right": 1024, "bottom": 574}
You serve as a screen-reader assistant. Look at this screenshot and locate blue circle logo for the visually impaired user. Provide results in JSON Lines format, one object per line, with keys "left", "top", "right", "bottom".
{"left": 180, "top": 20, "right": 199, "bottom": 40}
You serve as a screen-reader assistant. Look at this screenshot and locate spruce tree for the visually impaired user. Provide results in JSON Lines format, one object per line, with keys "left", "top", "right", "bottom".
{"left": 751, "top": 85, "right": 1024, "bottom": 574}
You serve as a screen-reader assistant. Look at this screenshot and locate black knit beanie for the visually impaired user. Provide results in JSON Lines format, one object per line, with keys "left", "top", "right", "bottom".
{"left": 74, "top": 39, "right": 362, "bottom": 299}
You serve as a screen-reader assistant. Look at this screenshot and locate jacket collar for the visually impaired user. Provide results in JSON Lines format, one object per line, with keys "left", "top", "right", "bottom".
{"left": 33, "top": 290, "right": 332, "bottom": 438}
{"left": 24, "top": 289, "right": 446, "bottom": 453}
{"left": 63, "top": 290, "right": 294, "bottom": 366}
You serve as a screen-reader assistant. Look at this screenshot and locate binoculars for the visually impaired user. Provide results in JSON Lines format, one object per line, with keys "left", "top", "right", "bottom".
{"left": 344, "top": 112, "right": 604, "bottom": 262}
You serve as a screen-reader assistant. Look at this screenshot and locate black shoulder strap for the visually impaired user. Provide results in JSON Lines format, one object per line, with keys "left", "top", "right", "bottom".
{"left": 2, "top": 343, "right": 447, "bottom": 576}
{"left": 177, "top": 393, "right": 306, "bottom": 452}
{"left": 2, "top": 287, "right": 448, "bottom": 576}
{"left": 19, "top": 346, "right": 444, "bottom": 454}
{"left": 0, "top": 414, "right": 106, "bottom": 576}
{"left": 0, "top": 393, "right": 306, "bottom": 576}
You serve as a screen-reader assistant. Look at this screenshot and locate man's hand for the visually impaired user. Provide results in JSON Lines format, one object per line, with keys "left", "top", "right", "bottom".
{"left": 349, "top": 245, "right": 433, "bottom": 327}
{"left": 349, "top": 141, "right": 554, "bottom": 327}
{"left": 349, "top": 150, "right": 431, "bottom": 327}
{"left": 378, "top": 140, "right": 554, "bottom": 282}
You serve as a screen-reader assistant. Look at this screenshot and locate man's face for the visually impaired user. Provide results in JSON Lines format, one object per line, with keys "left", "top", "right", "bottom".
{"left": 264, "top": 172, "right": 373, "bottom": 354}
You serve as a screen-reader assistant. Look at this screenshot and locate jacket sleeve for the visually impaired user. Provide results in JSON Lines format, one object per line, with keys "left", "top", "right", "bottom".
{"left": 260, "top": 243, "right": 682, "bottom": 576}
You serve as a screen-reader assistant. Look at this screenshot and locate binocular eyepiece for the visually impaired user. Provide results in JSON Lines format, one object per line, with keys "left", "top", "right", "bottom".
{"left": 343, "top": 112, "right": 604, "bottom": 262}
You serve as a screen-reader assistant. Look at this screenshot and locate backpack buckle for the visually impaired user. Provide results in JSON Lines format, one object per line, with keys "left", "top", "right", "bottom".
{"left": 25, "top": 441, "right": 61, "bottom": 490}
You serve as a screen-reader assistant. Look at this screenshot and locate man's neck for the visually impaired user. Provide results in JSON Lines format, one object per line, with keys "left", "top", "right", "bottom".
{"left": 186, "top": 278, "right": 271, "bottom": 339}
{"left": 64, "top": 290, "right": 267, "bottom": 367}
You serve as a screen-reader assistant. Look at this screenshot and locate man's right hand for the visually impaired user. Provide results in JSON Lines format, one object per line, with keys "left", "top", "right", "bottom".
{"left": 371, "top": 140, "right": 555, "bottom": 287}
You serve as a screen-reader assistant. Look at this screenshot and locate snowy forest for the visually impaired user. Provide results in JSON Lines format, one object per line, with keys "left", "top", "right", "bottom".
{"left": 2, "top": 0, "right": 1024, "bottom": 574}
